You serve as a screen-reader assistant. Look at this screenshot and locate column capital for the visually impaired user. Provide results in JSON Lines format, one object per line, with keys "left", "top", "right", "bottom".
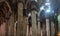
{"left": 17, "top": 0, "right": 24, "bottom": 4}
{"left": 27, "top": 1, "right": 40, "bottom": 12}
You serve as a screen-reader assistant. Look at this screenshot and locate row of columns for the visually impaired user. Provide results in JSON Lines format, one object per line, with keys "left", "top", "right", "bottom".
{"left": 17, "top": 2, "right": 60, "bottom": 36}
{"left": 17, "top": 2, "right": 38, "bottom": 36}
{"left": 0, "top": 1, "right": 58, "bottom": 36}
{"left": 0, "top": 0, "right": 55, "bottom": 36}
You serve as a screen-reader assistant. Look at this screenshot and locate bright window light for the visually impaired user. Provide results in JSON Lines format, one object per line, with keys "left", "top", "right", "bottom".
{"left": 35, "top": 0, "right": 37, "bottom": 2}
{"left": 46, "top": 9, "right": 50, "bottom": 13}
{"left": 46, "top": 0, "right": 49, "bottom": 2}
{"left": 45, "top": 3, "right": 51, "bottom": 13}
{"left": 45, "top": 3, "right": 50, "bottom": 6}
{"left": 40, "top": 6, "right": 44, "bottom": 11}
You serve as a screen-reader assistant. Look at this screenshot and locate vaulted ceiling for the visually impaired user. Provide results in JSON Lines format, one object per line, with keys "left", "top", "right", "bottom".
{"left": 0, "top": 0, "right": 60, "bottom": 21}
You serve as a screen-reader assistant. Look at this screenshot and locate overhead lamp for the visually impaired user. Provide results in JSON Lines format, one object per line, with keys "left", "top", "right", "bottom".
{"left": 28, "top": 13, "right": 31, "bottom": 17}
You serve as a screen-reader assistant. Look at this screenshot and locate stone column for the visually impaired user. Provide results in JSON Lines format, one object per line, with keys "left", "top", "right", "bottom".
{"left": 8, "top": 13, "right": 14, "bottom": 36}
{"left": 17, "top": 2, "right": 23, "bottom": 36}
{"left": 37, "top": 21, "right": 41, "bottom": 36}
{"left": 5, "top": 18, "right": 9, "bottom": 36}
{"left": 26, "top": 17, "right": 29, "bottom": 36}
{"left": 14, "top": 14, "right": 17, "bottom": 36}
{"left": 31, "top": 10, "right": 37, "bottom": 36}
{"left": 23, "top": 16, "right": 27, "bottom": 36}
{"left": 37, "top": 13, "right": 41, "bottom": 36}
{"left": 51, "top": 21, "right": 55, "bottom": 36}
{"left": 46, "top": 18, "right": 50, "bottom": 36}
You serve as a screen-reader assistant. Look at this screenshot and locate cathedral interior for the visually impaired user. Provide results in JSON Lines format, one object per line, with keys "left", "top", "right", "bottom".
{"left": 0, "top": 0, "right": 60, "bottom": 36}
